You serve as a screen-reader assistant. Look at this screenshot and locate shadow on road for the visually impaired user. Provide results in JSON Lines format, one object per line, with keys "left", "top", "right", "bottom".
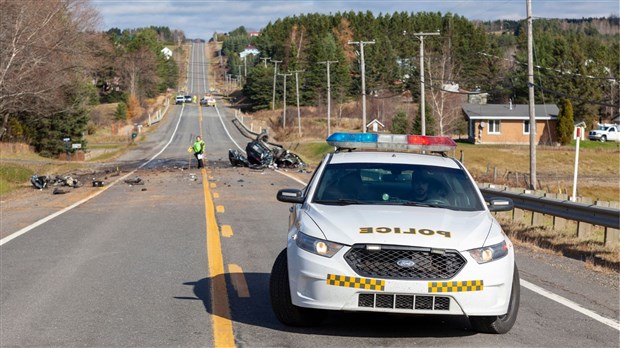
{"left": 177, "top": 273, "right": 477, "bottom": 339}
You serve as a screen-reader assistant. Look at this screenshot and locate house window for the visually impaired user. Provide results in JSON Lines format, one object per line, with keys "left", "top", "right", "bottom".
{"left": 523, "top": 120, "right": 530, "bottom": 134}
{"left": 487, "top": 120, "right": 500, "bottom": 134}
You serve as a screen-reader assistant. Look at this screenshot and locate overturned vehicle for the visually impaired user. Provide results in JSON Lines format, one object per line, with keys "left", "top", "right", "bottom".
{"left": 228, "top": 122, "right": 305, "bottom": 170}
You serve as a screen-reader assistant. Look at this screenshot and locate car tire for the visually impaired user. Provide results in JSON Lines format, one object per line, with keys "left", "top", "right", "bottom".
{"left": 269, "top": 248, "right": 326, "bottom": 327}
{"left": 600, "top": 135, "right": 607, "bottom": 142}
{"left": 469, "top": 264, "right": 520, "bottom": 334}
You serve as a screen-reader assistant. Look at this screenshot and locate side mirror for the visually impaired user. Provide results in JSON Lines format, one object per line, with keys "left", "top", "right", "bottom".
{"left": 487, "top": 197, "right": 514, "bottom": 212}
{"left": 277, "top": 188, "right": 304, "bottom": 204}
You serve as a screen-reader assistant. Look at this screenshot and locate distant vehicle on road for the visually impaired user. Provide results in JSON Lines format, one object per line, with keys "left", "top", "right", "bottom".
{"left": 184, "top": 95, "right": 193, "bottom": 103}
{"left": 589, "top": 124, "right": 619, "bottom": 142}
{"left": 175, "top": 95, "right": 184, "bottom": 104}
{"left": 200, "top": 96, "right": 216, "bottom": 107}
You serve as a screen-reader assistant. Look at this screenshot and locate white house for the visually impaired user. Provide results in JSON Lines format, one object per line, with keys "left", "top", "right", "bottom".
{"left": 161, "top": 47, "right": 173, "bottom": 60}
{"left": 240, "top": 45, "right": 259, "bottom": 58}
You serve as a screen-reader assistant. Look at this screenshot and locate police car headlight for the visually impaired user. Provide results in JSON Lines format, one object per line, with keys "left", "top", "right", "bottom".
{"left": 293, "top": 232, "right": 344, "bottom": 258}
{"left": 468, "top": 240, "right": 509, "bottom": 264}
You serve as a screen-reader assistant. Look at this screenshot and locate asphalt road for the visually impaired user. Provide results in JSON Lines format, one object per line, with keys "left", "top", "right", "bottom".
{"left": 1, "top": 43, "right": 618, "bottom": 347}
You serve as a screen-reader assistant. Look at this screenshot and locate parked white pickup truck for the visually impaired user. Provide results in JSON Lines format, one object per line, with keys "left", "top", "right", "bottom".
{"left": 589, "top": 124, "right": 620, "bottom": 142}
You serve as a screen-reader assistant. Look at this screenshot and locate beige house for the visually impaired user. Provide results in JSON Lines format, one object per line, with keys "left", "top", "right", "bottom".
{"left": 462, "top": 103, "right": 559, "bottom": 145}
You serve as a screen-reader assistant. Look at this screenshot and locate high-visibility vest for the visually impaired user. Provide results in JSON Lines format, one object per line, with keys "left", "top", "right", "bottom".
{"left": 193, "top": 140, "right": 205, "bottom": 153}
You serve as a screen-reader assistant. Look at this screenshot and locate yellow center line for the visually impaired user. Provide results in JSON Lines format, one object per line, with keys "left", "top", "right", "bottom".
{"left": 203, "top": 166, "right": 235, "bottom": 347}
{"left": 199, "top": 98, "right": 203, "bottom": 138}
{"left": 199, "top": 102, "right": 235, "bottom": 347}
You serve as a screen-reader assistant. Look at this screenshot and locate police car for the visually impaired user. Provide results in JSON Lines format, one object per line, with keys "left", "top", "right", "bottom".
{"left": 270, "top": 132, "right": 519, "bottom": 334}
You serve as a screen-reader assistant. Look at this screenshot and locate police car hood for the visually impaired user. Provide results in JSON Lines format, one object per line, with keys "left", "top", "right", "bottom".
{"left": 305, "top": 204, "right": 494, "bottom": 250}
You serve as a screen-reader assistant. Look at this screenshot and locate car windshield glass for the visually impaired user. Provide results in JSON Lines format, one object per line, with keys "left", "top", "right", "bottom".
{"left": 312, "top": 162, "right": 484, "bottom": 211}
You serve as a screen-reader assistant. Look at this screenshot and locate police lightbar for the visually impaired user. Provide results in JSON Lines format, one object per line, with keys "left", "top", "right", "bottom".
{"left": 326, "top": 132, "right": 457, "bottom": 152}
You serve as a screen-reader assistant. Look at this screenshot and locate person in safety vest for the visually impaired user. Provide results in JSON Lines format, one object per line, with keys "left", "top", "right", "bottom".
{"left": 192, "top": 135, "right": 205, "bottom": 168}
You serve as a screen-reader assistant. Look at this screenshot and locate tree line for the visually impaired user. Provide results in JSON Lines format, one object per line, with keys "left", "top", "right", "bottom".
{"left": 0, "top": 0, "right": 182, "bottom": 157}
{"left": 220, "top": 12, "right": 619, "bottom": 139}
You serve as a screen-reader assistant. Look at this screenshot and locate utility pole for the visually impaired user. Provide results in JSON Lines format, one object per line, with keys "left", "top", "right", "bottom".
{"left": 319, "top": 60, "right": 338, "bottom": 137}
{"left": 278, "top": 72, "right": 292, "bottom": 128}
{"left": 271, "top": 60, "right": 282, "bottom": 110}
{"left": 290, "top": 70, "right": 304, "bottom": 137}
{"left": 527, "top": 0, "right": 537, "bottom": 190}
{"left": 260, "top": 57, "right": 271, "bottom": 68}
{"left": 348, "top": 40, "right": 375, "bottom": 133}
{"left": 404, "top": 31, "right": 439, "bottom": 136}
{"left": 243, "top": 55, "right": 247, "bottom": 77}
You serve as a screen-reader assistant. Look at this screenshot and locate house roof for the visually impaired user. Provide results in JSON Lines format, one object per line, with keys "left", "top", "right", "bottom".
{"left": 462, "top": 103, "right": 559, "bottom": 120}
{"left": 240, "top": 45, "right": 260, "bottom": 58}
{"left": 366, "top": 119, "right": 385, "bottom": 127}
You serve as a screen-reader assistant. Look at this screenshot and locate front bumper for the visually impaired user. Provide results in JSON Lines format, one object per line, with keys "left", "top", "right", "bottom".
{"left": 589, "top": 133, "right": 603, "bottom": 140}
{"left": 287, "top": 241, "right": 514, "bottom": 316}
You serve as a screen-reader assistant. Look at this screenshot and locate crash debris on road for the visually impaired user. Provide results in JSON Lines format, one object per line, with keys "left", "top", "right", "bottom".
{"left": 124, "top": 177, "right": 144, "bottom": 186}
{"left": 31, "top": 175, "right": 82, "bottom": 190}
{"left": 228, "top": 130, "right": 306, "bottom": 170}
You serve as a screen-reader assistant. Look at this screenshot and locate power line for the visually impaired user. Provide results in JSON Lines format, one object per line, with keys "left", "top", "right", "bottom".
{"left": 478, "top": 51, "right": 620, "bottom": 82}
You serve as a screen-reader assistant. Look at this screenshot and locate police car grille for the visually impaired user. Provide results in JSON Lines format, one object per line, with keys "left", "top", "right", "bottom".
{"left": 358, "top": 293, "right": 450, "bottom": 311}
{"left": 344, "top": 245, "right": 466, "bottom": 279}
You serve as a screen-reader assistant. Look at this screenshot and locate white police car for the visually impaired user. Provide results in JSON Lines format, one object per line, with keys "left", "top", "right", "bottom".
{"left": 270, "top": 133, "right": 519, "bottom": 334}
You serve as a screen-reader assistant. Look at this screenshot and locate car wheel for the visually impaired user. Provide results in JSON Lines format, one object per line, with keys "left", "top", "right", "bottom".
{"left": 269, "top": 248, "right": 326, "bottom": 327}
{"left": 601, "top": 135, "right": 607, "bottom": 142}
{"left": 469, "top": 264, "right": 520, "bottom": 334}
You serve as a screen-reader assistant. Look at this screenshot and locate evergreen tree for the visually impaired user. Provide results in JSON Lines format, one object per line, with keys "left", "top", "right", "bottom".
{"left": 412, "top": 102, "right": 436, "bottom": 135}
{"left": 391, "top": 110, "right": 408, "bottom": 134}
{"left": 115, "top": 102, "right": 128, "bottom": 120}
{"left": 22, "top": 80, "right": 94, "bottom": 157}
{"left": 243, "top": 65, "right": 276, "bottom": 111}
{"left": 557, "top": 99, "right": 574, "bottom": 145}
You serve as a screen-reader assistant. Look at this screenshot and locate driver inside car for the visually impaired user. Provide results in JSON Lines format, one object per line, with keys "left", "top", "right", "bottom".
{"left": 409, "top": 171, "right": 446, "bottom": 204}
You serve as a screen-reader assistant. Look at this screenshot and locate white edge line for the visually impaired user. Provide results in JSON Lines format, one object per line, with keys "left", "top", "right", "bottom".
{"left": 214, "top": 106, "right": 244, "bottom": 152}
{"left": 521, "top": 279, "right": 619, "bottom": 331}
{"left": 0, "top": 105, "right": 187, "bottom": 247}
{"left": 214, "top": 93, "right": 620, "bottom": 333}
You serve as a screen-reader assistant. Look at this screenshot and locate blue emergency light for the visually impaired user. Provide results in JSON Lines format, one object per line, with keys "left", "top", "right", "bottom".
{"left": 326, "top": 132, "right": 457, "bottom": 153}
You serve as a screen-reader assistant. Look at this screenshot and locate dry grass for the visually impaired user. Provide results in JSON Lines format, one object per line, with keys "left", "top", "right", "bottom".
{"left": 498, "top": 216, "right": 619, "bottom": 273}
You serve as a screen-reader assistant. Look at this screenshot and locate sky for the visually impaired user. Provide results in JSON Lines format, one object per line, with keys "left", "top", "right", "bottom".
{"left": 92, "top": 0, "right": 620, "bottom": 39}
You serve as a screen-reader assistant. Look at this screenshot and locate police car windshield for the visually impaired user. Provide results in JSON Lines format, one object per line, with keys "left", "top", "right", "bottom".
{"left": 312, "top": 163, "right": 485, "bottom": 211}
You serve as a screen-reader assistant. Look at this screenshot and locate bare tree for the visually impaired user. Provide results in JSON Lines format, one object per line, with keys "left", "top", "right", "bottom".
{"left": 0, "top": 0, "right": 99, "bottom": 139}
{"left": 426, "top": 33, "right": 464, "bottom": 136}
{"left": 116, "top": 47, "right": 159, "bottom": 99}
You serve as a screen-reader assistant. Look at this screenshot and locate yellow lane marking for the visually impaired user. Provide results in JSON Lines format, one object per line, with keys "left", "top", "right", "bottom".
{"left": 227, "top": 264, "right": 250, "bottom": 298}
{"left": 216, "top": 205, "right": 225, "bottom": 213}
{"left": 213, "top": 192, "right": 220, "bottom": 199}
{"left": 221, "top": 225, "right": 233, "bottom": 237}
{"left": 202, "top": 160, "right": 235, "bottom": 347}
{"left": 199, "top": 96, "right": 203, "bottom": 138}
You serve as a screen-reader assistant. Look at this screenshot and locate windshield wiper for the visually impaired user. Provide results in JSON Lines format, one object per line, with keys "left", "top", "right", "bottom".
{"left": 402, "top": 201, "right": 443, "bottom": 208}
{"left": 316, "top": 199, "right": 365, "bottom": 206}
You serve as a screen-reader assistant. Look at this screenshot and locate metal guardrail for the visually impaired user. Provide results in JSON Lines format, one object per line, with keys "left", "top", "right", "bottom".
{"left": 480, "top": 187, "right": 620, "bottom": 230}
